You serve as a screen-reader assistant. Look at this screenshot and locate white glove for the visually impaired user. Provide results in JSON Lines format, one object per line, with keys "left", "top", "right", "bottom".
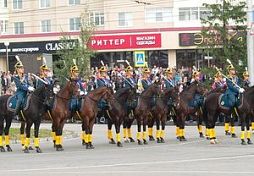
{"left": 53, "top": 87, "right": 60, "bottom": 94}
{"left": 80, "top": 91, "right": 85, "bottom": 96}
{"left": 239, "top": 88, "right": 245, "bottom": 93}
{"left": 28, "top": 86, "right": 35, "bottom": 92}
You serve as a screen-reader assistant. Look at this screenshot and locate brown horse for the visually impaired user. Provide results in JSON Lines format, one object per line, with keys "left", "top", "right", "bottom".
{"left": 79, "top": 86, "right": 114, "bottom": 149}
{"left": 175, "top": 81, "right": 207, "bottom": 141}
{"left": 50, "top": 80, "right": 79, "bottom": 151}
{"left": 149, "top": 86, "right": 179, "bottom": 143}
{"left": 135, "top": 81, "right": 161, "bottom": 145}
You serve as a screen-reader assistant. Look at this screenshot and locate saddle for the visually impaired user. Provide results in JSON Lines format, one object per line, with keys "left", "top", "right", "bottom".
{"left": 7, "top": 95, "right": 30, "bottom": 113}
{"left": 218, "top": 93, "right": 241, "bottom": 109}
{"left": 69, "top": 97, "right": 82, "bottom": 112}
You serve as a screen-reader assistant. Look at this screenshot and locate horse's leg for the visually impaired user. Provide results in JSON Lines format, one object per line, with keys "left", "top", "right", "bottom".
{"left": 173, "top": 113, "right": 180, "bottom": 139}
{"left": 4, "top": 116, "right": 13, "bottom": 152}
{"left": 136, "top": 115, "right": 142, "bottom": 145}
{"left": 0, "top": 116, "right": 5, "bottom": 152}
{"left": 230, "top": 112, "right": 237, "bottom": 138}
{"left": 51, "top": 122, "right": 57, "bottom": 148}
{"left": 23, "top": 120, "right": 33, "bottom": 153}
{"left": 197, "top": 110, "right": 204, "bottom": 138}
{"left": 142, "top": 115, "right": 148, "bottom": 145}
{"left": 88, "top": 117, "right": 95, "bottom": 149}
{"left": 114, "top": 117, "right": 123, "bottom": 147}
{"left": 224, "top": 115, "right": 230, "bottom": 135}
{"left": 127, "top": 118, "right": 135, "bottom": 142}
{"left": 20, "top": 121, "right": 26, "bottom": 147}
{"left": 246, "top": 114, "right": 253, "bottom": 144}
{"left": 82, "top": 115, "right": 91, "bottom": 149}
{"left": 122, "top": 119, "right": 128, "bottom": 143}
{"left": 107, "top": 117, "right": 116, "bottom": 144}
{"left": 160, "top": 114, "right": 166, "bottom": 143}
{"left": 34, "top": 119, "right": 42, "bottom": 153}
{"left": 55, "top": 118, "right": 64, "bottom": 151}
{"left": 179, "top": 113, "right": 186, "bottom": 141}
{"left": 155, "top": 117, "right": 161, "bottom": 143}
{"left": 148, "top": 116, "right": 155, "bottom": 141}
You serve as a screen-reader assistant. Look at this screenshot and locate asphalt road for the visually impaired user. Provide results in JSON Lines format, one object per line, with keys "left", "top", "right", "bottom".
{"left": 1, "top": 124, "right": 254, "bottom": 176}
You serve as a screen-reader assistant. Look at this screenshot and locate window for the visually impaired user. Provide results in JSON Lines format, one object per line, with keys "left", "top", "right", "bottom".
{"left": 89, "top": 12, "right": 104, "bottom": 26}
{"left": 40, "top": 0, "right": 50, "bottom": 8}
{"left": 146, "top": 8, "right": 173, "bottom": 23}
{"left": 179, "top": 7, "right": 206, "bottom": 21}
{"left": 4, "top": 0, "right": 7, "bottom": 8}
{"left": 118, "top": 12, "right": 132, "bottom": 27}
{"left": 69, "top": 0, "right": 80, "bottom": 5}
{"left": 69, "top": 17, "right": 81, "bottom": 31}
{"left": 41, "top": 20, "right": 51, "bottom": 32}
{"left": 200, "top": 7, "right": 211, "bottom": 20}
{"left": 13, "top": 0, "right": 22, "bottom": 9}
{"left": 0, "top": 20, "right": 8, "bottom": 34}
{"left": 14, "top": 22, "right": 24, "bottom": 34}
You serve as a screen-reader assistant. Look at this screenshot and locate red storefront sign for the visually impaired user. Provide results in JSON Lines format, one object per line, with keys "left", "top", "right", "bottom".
{"left": 89, "top": 33, "right": 161, "bottom": 50}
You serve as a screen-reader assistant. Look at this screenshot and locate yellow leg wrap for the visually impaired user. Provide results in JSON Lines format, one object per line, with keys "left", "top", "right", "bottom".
{"left": 198, "top": 125, "right": 203, "bottom": 133}
{"left": 127, "top": 128, "right": 132, "bottom": 138}
{"left": 206, "top": 128, "right": 210, "bottom": 137}
{"left": 55, "top": 136, "right": 60, "bottom": 145}
{"left": 34, "top": 138, "right": 40, "bottom": 147}
{"left": 176, "top": 127, "right": 180, "bottom": 137}
{"left": 160, "top": 130, "right": 165, "bottom": 138}
{"left": 20, "top": 134, "right": 25, "bottom": 146}
{"left": 209, "top": 129, "right": 213, "bottom": 139}
{"left": 240, "top": 131, "right": 245, "bottom": 140}
{"left": 51, "top": 132, "right": 56, "bottom": 141}
{"left": 252, "top": 122, "right": 254, "bottom": 131}
{"left": 224, "top": 123, "right": 229, "bottom": 132}
{"left": 123, "top": 128, "right": 127, "bottom": 138}
{"left": 182, "top": 129, "right": 185, "bottom": 137}
{"left": 231, "top": 126, "right": 235, "bottom": 134}
{"left": 142, "top": 131, "right": 147, "bottom": 140}
{"left": 148, "top": 128, "right": 153, "bottom": 136}
{"left": 5, "top": 135, "right": 10, "bottom": 146}
{"left": 84, "top": 133, "right": 89, "bottom": 143}
{"left": 137, "top": 132, "right": 141, "bottom": 140}
{"left": 107, "top": 130, "right": 113, "bottom": 140}
{"left": 88, "top": 134, "right": 92, "bottom": 143}
{"left": 59, "top": 136, "right": 63, "bottom": 145}
{"left": 0, "top": 136, "right": 3, "bottom": 147}
{"left": 247, "top": 131, "right": 251, "bottom": 139}
{"left": 81, "top": 131, "right": 85, "bottom": 140}
{"left": 25, "top": 138, "right": 30, "bottom": 147}
{"left": 156, "top": 130, "right": 161, "bottom": 138}
{"left": 116, "top": 133, "right": 121, "bottom": 142}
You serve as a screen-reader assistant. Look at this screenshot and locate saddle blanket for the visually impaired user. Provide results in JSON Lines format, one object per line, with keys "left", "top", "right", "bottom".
{"left": 7, "top": 95, "right": 30, "bottom": 112}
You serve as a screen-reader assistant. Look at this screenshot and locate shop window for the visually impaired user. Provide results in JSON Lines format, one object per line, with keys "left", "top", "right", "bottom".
{"left": 118, "top": 12, "right": 132, "bottom": 27}
{"left": 14, "top": 22, "right": 24, "bottom": 34}
{"left": 89, "top": 12, "right": 104, "bottom": 26}
{"left": 69, "top": 0, "right": 80, "bottom": 5}
{"left": 147, "top": 50, "right": 168, "bottom": 68}
{"left": 179, "top": 7, "right": 208, "bottom": 21}
{"left": 13, "top": 0, "right": 22, "bottom": 9}
{"left": 41, "top": 20, "right": 51, "bottom": 32}
{"left": 4, "top": 0, "right": 7, "bottom": 7}
{"left": 69, "top": 17, "right": 81, "bottom": 31}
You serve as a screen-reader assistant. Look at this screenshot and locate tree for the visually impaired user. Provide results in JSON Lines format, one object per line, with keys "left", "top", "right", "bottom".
{"left": 200, "top": 0, "right": 247, "bottom": 73}
{"left": 54, "top": 13, "right": 94, "bottom": 84}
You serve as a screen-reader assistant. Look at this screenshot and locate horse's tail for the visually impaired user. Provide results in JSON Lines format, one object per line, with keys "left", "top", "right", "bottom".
{"left": 202, "top": 100, "right": 208, "bottom": 126}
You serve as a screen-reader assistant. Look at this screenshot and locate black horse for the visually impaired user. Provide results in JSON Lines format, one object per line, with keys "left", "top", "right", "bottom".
{"left": 106, "top": 87, "right": 137, "bottom": 147}
{"left": 0, "top": 84, "right": 54, "bottom": 153}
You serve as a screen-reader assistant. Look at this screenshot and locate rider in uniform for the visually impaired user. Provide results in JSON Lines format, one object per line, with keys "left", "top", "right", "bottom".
{"left": 36, "top": 58, "right": 53, "bottom": 88}
{"left": 242, "top": 69, "right": 250, "bottom": 89}
{"left": 211, "top": 71, "right": 227, "bottom": 90}
{"left": 141, "top": 67, "right": 152, "bottom": 90}
{"left": 224, "top": 62, "right": 244, "bottom": 138}
{"left": 163, "top": 68, "right": 176, "bottom": 89}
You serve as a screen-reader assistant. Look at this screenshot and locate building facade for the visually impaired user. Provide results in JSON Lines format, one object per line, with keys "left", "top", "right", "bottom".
{"left": 0, "top": 0, "right": 228, "bottom": 72}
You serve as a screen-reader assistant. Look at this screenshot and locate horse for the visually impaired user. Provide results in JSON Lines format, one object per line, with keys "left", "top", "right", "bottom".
{"left": 79, "top": 86, "right": 114, "bottom": 149}
{"left": 174, "top": 81, "right": 207, "bottom": 141}
{"left": 106, "top": 87, "right": 137, "bottom": 147}
{"left": 134, "top": 81, "right": 162, "bottom": 145}
{"left": 0, "top": 84, "right": 54, "bottom": 153}
{"left": 50, "top": 80, "right": 80, "bottom": 151}
{"left": 204, "top": 86, "right": 254, "bottom": 145}
{"left": 149, "top": 86, "right": 179, "bottom": 143}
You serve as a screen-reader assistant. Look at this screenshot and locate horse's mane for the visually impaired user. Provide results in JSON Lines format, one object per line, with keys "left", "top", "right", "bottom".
{"left": 182, "top": 82, "right": 197, "bottom": 92}
{"left": 33, "top": 86, "right": 45, "bottom": 96}
{"left": 141, "top": 82, "right": 157, "bottom": 96}
{"left": 115, "top": 87, "right": 130, "bottom": 98}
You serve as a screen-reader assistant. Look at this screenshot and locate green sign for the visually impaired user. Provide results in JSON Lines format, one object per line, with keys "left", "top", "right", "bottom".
{"left": 134, "top": 51, "right": 145, "bottom": 67}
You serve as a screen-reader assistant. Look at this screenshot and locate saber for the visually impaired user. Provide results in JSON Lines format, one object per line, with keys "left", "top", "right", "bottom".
{"left": 31, "top": 73, "right": 48, "bottom": 85}
{"left": 117, "top": 73, "right": 135, "bottom": 88}
{"left": 215, "top": 67, "right": 242, "bottom": 89}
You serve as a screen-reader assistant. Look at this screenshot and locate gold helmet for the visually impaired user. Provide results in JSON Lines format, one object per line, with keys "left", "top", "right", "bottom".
{"left": 143, "top": 67, "right": 150, "bottom": 73}
{"left": 125, "top": 65, "right": 133, "bottom": 72}
{"left": 70, "top": 59, "right": 79, "bottom": 73}
{"left": 40, "top": 64, "right": 49, "bottom": 71}
{"left": 226, "top": 59, "right": 235, "bottom": 72}
{"left": 192, "top": 70, "right": 200, "bottom": 78}
{"left": 214, "top": 71, "right": 222, "bottom": 78}
{"left": 14, "top": 55, "right": 23, "bottom": 69}
{"left": 165, "top": 68, "right": 173, "bottom": 74}
{"left": 243, "top": 67, "right": 249, "bottom": 77}
{"left": 99, "top": 66, "right": 107, "bottom": 72}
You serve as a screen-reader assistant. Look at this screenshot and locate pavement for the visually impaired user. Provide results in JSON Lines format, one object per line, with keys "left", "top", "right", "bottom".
{"left": 0, "top": 123, "right": 254, "bottom": 176}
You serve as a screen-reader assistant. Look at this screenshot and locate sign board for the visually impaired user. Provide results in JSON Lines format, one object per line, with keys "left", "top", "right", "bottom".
{"left": 134, "top": 51, "right": 145, "bottom": 67}
{"left": 204, "top": 56, "right": 213, "bottom": 60}
{"left": 89, "top": 33, "right": 161, "bottom": 50}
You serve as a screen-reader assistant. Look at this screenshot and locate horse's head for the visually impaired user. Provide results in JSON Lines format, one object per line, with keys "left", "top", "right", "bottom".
{"left": 102, "top": 87, "right": 114, "bottom": 101}
{"left": 195, "top": 82, "right": 207, "bottom": 95}
{"left": 150, "top": 80, "right": 162, "bottom": 96}
{"left": 43, "top": 83, "right": 55, "bottom": 106}
{"left": 62, "top": 79, "right": 80, "bottom": 98}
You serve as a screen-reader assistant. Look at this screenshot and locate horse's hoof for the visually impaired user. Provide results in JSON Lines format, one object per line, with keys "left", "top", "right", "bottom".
{"left": 225, "top": 131, "right": 231, "bottom": 136}
{"left": 82, "top": 140, "right": 86, "bottom": 146}
{"left": 24, "top": 147, "right": 29, "bottom": 153}
{"left": 56, "top": 145, "right": 64, "bottom": 151}
{"left": 149, "top": 136, "right": 155, "bottom": 141}
{"left": 6, "top": 145, "right": 12, "bottom": 152}
{"left": 124, "top": 138, "right": 129, "bottom": 143}
{"left": 176, "top": 136, "right": 180, "bottom": 140}
{"left": 129, "top": 138, "right": 135, "bottom": 142}
{"left": 231, "top": 134, "right": 237, "bottom": 138}
{"left": 241, "top": 140, "right": 247, "bottom": 145}
{"left": 36, "top": 147, "right": 42, "bottom": 153}
{"left": 117, "top": 142, "right": 123, "bottom": 147}
{"left": 210, "top": 139, "right": 216, "bottom": 144}
{"left": 143, "top": 140, "right": 148, "bottom": 145}
{"left": 247, "top": 139, "right": 253, "bottom": 145}
{"left": 214, "top": 139, "right": 219, "bottom": 144}
{"left": 199, "top": 133, "right": 204, "bottom": 138}
{"left": 85, "top": 143, "right": 90, "bottom": 149}
{"left": 53, "top": 140, "right": 56, "bottom": 148}
{"left": 109, "top": 139, "right": 116, "bottom": 144}
{"left": 160, "top": 138, "right": 165, "bottom": 143}
{"left": 137, "top": 140, "right": 143, "bottom": 145}
{"left": 180, "top": 137, "right": 187, "bottom": 141}
{"left": 89, "top": 143, "right": 95, "bottom": 149}
{"left": 28, "top": 146, "right": 34, "bottom": 150}
{"left": 206, "top": 137, "right": 210, "bottom": 140}
{"left": 157, "top": 138, "right": 161, "bottom": 143}
{"left": 0, "top": 146, "right": 6, "bottom": 152}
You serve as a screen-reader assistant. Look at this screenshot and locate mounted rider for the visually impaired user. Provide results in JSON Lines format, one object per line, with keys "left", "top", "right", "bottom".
{"left": 36, "top": 57, "right": 53, "bottom": 88}
{"left": 242, "top": 68, "right": 250, "bottom": 89}
{"left": 163, "top": 67, "right": 176, "bottom": 89}
{"left": 141, "top": 67, "right": 152, "bottom": 90}
{"left": 123, "top": 65, "right": 137, "bottom": 89}
{"left": 211, "top": 70, "right": 227, "bottom": 90}
{"left": 13, "top": 56, "right": 34, "bottom": 114}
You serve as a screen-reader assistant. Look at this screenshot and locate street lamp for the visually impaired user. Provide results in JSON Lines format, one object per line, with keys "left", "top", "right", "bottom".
{"left": 4, "top": 41, "right": 9, "bottom": 71}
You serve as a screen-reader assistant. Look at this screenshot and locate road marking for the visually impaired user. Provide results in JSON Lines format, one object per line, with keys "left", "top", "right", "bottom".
{"left": 3, "top": 153, "right": 254, "bottom": 172}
